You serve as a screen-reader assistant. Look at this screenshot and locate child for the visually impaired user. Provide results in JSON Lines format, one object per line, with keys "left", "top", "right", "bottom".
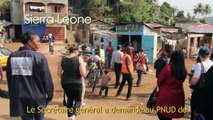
{"left": 99, "top": 70, "right": 111, "bottom": 97}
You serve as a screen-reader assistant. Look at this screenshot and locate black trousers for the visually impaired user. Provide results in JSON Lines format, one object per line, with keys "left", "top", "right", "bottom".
{"left": 114, "top": 63, "right": 122, "bottom": 87}
{"left": 107, "top": 54, "right": 112, "bottom": 67}
{"left": 117, "top": 73, "right": 133, "bottom": 98}
{"left": 99, "top": 86, "right": 109, "bottom": 96}
{"left": 62, "top": 83, "right": 82, "bottom": 117}
{"left": 191, "top": 89, "right": 203, "bottom": 120}
{"left": 157, "top": 113, "right": 172, "bottom": 120}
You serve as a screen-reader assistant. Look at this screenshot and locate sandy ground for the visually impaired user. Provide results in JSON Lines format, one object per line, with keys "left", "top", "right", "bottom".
{"left": 0, "top": 42, "right": 193, "bottom": 120}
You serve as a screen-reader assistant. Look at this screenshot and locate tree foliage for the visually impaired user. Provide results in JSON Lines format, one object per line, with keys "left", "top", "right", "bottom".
{"left": 118, "top": 0, "right": 158, "bottom": 23}
{"left": 175, "top": 11, "right": 185, "bottom": 20}
{"left": 87, "top": 0, "right": 113, "bottom": 21}
{"left": 158, "top": 2, "right": 178, "bottom": 24}
{"left": 160, "top": 2, "right": 172, "bottom": 18}
{"left": 203, "top": 4, "right": 212, "bottom": 17}
{"left": 70, "top": 0, "right": 199, "bottom": 25}
{"left": 193, "top": 3, "right": 212, "bottom": 19}
{"left": 0, "top": 0, "right": 11, "bottom": 21}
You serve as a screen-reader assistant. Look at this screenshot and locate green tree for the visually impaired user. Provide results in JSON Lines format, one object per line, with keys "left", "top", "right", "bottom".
{"left": 171, "top": 7, "right": 178, "bottom": 18}
{"left": 87, "top": 0, "right": 113, "bottom": 22}
{"left": 118, "top": 0, "right": 158, "bottom": 23}
{"left": 118, "top": 12, "right": 132, "bottom": 23}
{"left": 175, "top": 10, "right": 185, "bottom": 19}
{"left": 200, "top": 19, "right": 206, "bottom": 24}
{"left": 160, "top": 2, "right": 172, "bottom": 18}
{"left": 193, "top": 3, "right": 203, "bottom": 19}
{"left": 158, "top": 2, "right": 176, "bottom": 24}
{"left": 203, "top": 4, "right": 212, "bottom": 18}
{"left": 0, "top": 0, "right": 10, "bottom": 21}
{"left": 186, "top": 12, "right": 191, "bottom": 21}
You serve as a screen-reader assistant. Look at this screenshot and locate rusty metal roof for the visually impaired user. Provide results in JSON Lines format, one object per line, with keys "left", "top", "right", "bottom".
{"left": 189, "top": 24, "right": 213, "bottom": 33}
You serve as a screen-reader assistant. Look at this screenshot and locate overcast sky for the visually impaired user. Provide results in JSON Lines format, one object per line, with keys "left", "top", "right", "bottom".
{"left": 158, "top": 0, "right": 213, "bottom": 17}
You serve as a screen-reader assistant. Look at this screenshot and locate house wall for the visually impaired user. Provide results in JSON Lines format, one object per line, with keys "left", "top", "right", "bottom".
{"left": 9, "top": 27, "right": 15, "bottom": 39}
{"left": 143, "top": 26, "right": 158, "bottom": 60}
{"left": 116, "top": 24, "right": 157, "bottom": 63}
{"left": 76, "top": 29, "right": 89, "bottom": 43}
{"left": 46, "top": 25, "right": 66, "bottom": 40}
{"left": 143, "top": 26, "right": 156, "bottom": 35}
{"left": 153, "top": 33, "right": 158, "bottom": 59}
{"left": 23, "top": 0, "right": 67, "bottom": 5}
{"left": 11, "top": 0, "right": 22, "bottom": 25}
{"left": 159, "top": 27, "right": 179, "bottom": 33}
{"left": 11, "top": 0, "right": 68, "bottom": 40}
{"left": 11, "top": 0, "right": 68, "bottom": 24}
{"left": 186, "top": 34, "right": 205, "bottom": 58}
{"left": 47, "top": 4, "right": 67, "bottom": 13}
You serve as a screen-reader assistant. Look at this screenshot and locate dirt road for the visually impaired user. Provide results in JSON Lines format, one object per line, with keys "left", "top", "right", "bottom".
{"left": 0, "top": 42, "right": 192, "bottom": 120}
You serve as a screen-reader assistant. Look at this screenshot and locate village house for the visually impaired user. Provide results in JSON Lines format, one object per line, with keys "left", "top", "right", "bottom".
{"left": 10, "top": 0, "right": 68, "bottom": 41}
{"left": 89, "top": 20, "right": 115, "bottom": 46}
{"left": 175, "top": 20, "right": 202, "bottom": 32}
{"left": 115, "top": 23, "right": 158, "bottom": 63}
{"left": 147, "top": 23, "right": 185, "bottom": 53}
{"left": 186, "top": 24, "right": 213, "bottom": 58}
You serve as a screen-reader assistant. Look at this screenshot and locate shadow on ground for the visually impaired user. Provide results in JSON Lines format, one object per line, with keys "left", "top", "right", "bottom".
{"left": 0, "top": 115, "right": 57, "bottom": 120}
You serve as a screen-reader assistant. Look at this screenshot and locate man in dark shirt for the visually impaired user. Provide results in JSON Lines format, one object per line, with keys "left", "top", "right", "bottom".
{"left": 6, "top": 31, "right": 54, "bottom": 120}
{"left": 198, "top": 65, "right": 213, "bottom": 120}
{"left": 154, "top": 52, "right": 168, "bottom": 78}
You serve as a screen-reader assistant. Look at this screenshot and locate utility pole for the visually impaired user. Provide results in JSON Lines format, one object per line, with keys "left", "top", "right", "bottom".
{"left": 117, "top": 0, "right": 123, "bottom": 21}
{"left": 117, "top": 0, "right": 118, "bottom": 20}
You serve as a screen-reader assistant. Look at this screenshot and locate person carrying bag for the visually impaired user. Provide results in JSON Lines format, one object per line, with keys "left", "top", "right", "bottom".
{"left": 147, "top": 86, "right": 158, "bottom": 109}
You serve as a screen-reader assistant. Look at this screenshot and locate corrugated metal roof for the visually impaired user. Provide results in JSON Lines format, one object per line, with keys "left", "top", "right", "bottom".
{"left": 189, "top": 24, "right": 213, "bottom": 33}
{"left": 205, "top": 17, "right": 213, "bottom": 25}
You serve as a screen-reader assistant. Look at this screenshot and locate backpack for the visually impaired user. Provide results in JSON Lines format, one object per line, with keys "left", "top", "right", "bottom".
{"left": 135, "top": 53, "right": 146, "bottom": 72}
{"left": 192, "top": 63, "right": 206, "bottom": 90}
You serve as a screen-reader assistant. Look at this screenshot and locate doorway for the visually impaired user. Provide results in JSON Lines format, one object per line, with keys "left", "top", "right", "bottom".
{"left": 131, "top": 35, "right": 141, "bottom": 52}
{"left": 118, "top": 35, "right": 129, "bottom": 47}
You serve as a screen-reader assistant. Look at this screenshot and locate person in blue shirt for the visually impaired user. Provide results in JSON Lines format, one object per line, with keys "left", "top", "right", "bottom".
{"left": 6, "top": 31, "right": 54, "bottom": 120}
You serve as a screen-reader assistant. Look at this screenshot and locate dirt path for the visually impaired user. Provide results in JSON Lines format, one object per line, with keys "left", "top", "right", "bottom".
{"left": 0, "top": 42, "right": 192, "bottom": 120}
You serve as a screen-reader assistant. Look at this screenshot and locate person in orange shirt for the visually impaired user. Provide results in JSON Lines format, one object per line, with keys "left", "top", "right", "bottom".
{"left": 116, "top": 47, "right": 134, "bottom": 101}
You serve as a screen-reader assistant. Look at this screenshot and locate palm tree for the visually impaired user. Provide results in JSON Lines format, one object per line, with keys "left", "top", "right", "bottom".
{"left": 193, "top": 3, "right": 203, "bottom": 19}
{"left": 187, "top": 12, "right": 191, "bottom": 21}
{"left": 171, "top": 7, "right": 178, "bottom": 18}
{"left": 203, "top": 4, "right": 212, "bottom": 18}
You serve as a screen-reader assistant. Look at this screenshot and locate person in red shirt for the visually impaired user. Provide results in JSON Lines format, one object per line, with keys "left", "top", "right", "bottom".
{"left": 42, "top": 34, "right": 46, "bottom": 42}
{"left": 134, "top": 48, "right": 147, "bottom": 87}
{"left": 154, "top": 51, "right": 187, "bottom": 120}
{"left": 106, "top": 42, "right": 114, "bottom": 67}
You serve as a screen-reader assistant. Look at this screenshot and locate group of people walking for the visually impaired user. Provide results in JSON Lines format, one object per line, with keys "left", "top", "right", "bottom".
{"left": 87, "top": 42, "right": 149, "bottom": 101}
{"left": 6, "top": 31, "right": 213, "bottom": 120}
{"left": 153, "top": 47, "right": 213, "bottom": 120}
{"left": 6, "top": 31, "right": 86, "bottom": 120}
